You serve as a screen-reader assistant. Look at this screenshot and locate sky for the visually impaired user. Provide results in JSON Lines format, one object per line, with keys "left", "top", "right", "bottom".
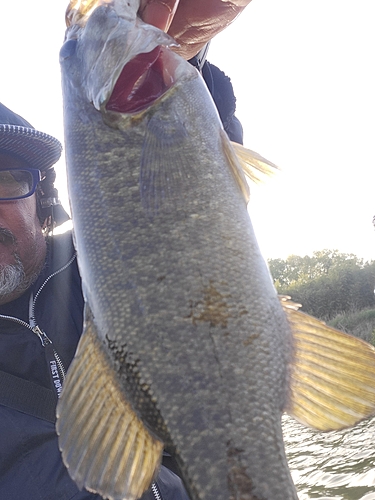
{"left": 1, "top": 0, "right": 375, "bottom": 262}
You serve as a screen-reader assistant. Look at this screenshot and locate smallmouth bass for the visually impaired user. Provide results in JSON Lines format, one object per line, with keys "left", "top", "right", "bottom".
{"left": 57, "top": 1, "right": 375, "bottom": 499}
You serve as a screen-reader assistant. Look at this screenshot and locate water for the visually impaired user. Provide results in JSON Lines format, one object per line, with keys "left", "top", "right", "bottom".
{"left": 282, "top": 415, "right": 375, "bottom": 500}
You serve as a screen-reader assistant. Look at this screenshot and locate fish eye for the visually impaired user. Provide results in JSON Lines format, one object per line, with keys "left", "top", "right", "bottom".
{"left": 60, "top": 39, "right": 78, "bottom": 61}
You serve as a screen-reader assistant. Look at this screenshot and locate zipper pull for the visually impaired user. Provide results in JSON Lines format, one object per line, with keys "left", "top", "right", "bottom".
{"left": 29, "top": 293, "right": 52, "bottom": 346}
{"left": 32, "top": 325, "right": 52, "bottom": 347}
{"left": 28, "top": 288, "right": 65, "bottom": 400}
{"left": 31, "top": 323, "right": 63, "bottom": 399}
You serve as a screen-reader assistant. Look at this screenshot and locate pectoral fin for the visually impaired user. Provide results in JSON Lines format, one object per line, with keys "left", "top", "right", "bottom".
{"left": 220, "top": 130, "right": 250, "bottom": 204}
{"left": 56, "top": 308, "right": 163, "bottom": 500}
{"left": 221, "top": 132, "right": 279, "bottom": 205}
{"left": 230, "top": 140, "right": 279, "bottom": 184}
{"left": 140, "top": 113, "right": 190, "bottom": 215}
{"left": 281, "top": 296, "right": 375, "bottom": 431}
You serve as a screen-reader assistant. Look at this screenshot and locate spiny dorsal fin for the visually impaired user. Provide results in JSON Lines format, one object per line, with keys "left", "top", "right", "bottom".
{"left": 56, "top": 310, "right": 163, "bottom": 500}
{"left": 280, "top": 296, "right": 375, "bottom": 431}
{"left": 231, "top": 141, "right": 279, "bottom": 184}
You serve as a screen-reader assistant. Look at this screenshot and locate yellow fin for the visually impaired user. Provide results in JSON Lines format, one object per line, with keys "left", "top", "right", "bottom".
{"left": 56, "top": 311, "right": 163, "bottom": 500}
{"left": 220, "top": 129, "right": 250, "bottom": 204}
{"left": 231, "top": 141, "right": 279, "bottom": 184}
{"left": 280, "top": 296, "right": 375, "bottom": 431}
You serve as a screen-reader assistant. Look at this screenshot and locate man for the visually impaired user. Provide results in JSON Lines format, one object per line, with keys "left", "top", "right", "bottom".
{"left": 0, "top": 74, "right": 242, "bottom": 500}
{"left": 0, "top": 1, "right": 249, "bottom": 498}
{"left": 0, "top": 103, "right": 96, "bottom": 498}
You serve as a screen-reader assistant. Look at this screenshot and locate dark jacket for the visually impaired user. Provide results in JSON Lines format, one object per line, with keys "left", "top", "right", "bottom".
{"left": 0, "top": 231, "right": 188, "bottom": 500}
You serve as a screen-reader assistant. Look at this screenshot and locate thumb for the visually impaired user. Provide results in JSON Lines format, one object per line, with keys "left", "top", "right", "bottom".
{"left": 139, "top": 0, "right": 180, "bottom": 31}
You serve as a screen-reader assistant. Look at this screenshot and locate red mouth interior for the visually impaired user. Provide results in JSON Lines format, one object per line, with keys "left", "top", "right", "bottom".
{"left": 106, "top": 46, "right": 172, "bottom": 114}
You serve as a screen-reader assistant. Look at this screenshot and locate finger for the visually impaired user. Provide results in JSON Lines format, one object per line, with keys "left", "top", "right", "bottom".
{"left": 168, "top": 0, "right": 252, "bottom": 59}
{"left": 139, "top": 0, "right": 180, "bottom": 32}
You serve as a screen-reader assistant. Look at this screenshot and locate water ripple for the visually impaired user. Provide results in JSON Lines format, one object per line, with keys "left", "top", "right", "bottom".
{"left": 282, "top": 415, "right": 375, "bottom": 499}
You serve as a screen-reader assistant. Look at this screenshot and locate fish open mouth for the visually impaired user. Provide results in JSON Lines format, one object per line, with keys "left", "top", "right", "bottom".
{"left": 106, "top": 46, "right": 176, "bottom": 114}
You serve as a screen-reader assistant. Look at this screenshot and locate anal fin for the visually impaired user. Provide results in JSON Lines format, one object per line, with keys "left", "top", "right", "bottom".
{"left": 56, "top": 308, "right": 163, "bottom": 500}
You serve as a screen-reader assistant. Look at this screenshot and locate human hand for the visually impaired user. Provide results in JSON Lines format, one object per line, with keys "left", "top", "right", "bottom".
{"left": 139, "top": 0, "right": 252, "bottom": 59}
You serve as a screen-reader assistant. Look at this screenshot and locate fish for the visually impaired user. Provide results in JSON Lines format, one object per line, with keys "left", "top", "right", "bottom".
{"left": 56, "top": 1, "right": 375, "bottom": 499}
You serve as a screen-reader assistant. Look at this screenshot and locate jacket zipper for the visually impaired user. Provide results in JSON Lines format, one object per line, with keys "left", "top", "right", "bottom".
{"left": 151, "top": 482, "right": 163, "bottom": 500}
{"left": 28, "top": 252, "right": 77, "bottom": 383}
{"left": 0, "top": 252, "right": 77, "bottom": 397}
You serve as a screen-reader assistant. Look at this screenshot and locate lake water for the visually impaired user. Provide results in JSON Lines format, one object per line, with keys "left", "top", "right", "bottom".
{"left": 282, "top": 415, "right": 375, "bottom": 500}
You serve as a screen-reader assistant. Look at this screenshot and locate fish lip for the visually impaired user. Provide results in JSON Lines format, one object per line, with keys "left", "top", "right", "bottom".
{"left": 105, "top": 45, "right": 178, "bottom": 115}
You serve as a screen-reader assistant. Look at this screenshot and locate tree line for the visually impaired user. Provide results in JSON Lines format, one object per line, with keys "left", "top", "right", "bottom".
{"left": 268, "top": 250, "right": 375, "bottom": 321}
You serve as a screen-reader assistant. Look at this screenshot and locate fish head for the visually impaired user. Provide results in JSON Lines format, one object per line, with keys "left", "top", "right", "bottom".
{"left": 61, "top": 0, "right": 200, "bottom": 125}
